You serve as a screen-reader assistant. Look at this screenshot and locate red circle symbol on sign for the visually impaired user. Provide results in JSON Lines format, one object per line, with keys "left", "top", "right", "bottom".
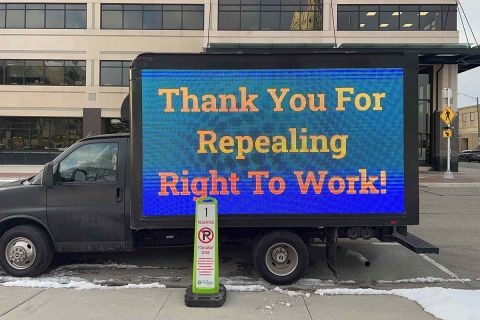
{"left": 198, "top": 227, "right": 214, "bottom": 244}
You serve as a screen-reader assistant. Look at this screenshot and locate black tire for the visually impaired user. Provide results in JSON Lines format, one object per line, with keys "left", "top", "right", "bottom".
{"left": 0, "top": 225, "right": 54, "bottom": 277}
{"left": 253, "top": 231, "right": 308, "bottom": 285}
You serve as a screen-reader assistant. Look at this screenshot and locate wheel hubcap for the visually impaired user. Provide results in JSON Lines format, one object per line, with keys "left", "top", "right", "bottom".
{"left": 5, "top": 237, "right": 36, "bottom": 270}
{"left": 265, "top": 243, "right": 298, "bottom": 277}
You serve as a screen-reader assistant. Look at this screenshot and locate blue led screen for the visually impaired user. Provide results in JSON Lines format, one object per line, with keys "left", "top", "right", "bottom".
{"left": 141, "top": 68, "right": 404, "bottom": 216}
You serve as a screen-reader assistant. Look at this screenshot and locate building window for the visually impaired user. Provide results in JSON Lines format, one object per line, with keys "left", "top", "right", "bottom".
{"left": 0, "top": 3, "right": 86, "bottom": 29}
{"left": 101, "top": 4, "right": 204, "bottom": 30}
{"left": 471, "top": 112, "right": 476, "bottom": 122}
{"left": 0, "top": 117, "right": 82, "bottom": 164}
{"left": 462, "top": 114, "right": 467, "bottom": 122}
{"left": 337, "top": 4, "right": 456, "bottom": 31}
{"left": 100, "top": 61, "right": 131, "bottom": 87}
{"left": 218, "top": 0, "right": 322, "bottom": 31}
{"left": 0, "top": 60, "right": 85, "bottom": 86}
{"left": 104, "top": 118, "right": 129, "bottom": 133}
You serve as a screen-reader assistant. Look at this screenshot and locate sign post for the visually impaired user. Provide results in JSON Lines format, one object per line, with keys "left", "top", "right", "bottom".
{"left": 185, "top": 197, "right": 226, "bottom": 307}
{"left": 441, "top": 88, "right": 455, "bottom": 180}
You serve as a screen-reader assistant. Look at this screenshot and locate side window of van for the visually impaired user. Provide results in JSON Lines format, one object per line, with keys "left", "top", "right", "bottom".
{"left": 58, "top": 143, "right": 118, "bottom": 183}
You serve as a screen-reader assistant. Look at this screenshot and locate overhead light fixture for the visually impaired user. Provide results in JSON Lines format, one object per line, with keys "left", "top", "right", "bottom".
{"left": 392, "top": 11, "right": 402, "bottom": 16}
{"left": 360, "top": 23, "right": 365, "bottom": 28}
{"left": 366, "top": 12, "right": 377, "bottom": 16}
{"left": 402, "top": 23, "right": 413, "bottom": 28}
{"left": 380, "top": 23, "right": 389, "bottom": 28}
{"left": 419, "top": 11, "right": 429, "bottom": 16}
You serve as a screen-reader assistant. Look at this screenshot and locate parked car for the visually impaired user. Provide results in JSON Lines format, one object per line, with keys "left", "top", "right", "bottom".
{"left": 458, "top": 150, "right": 473, "bottom": 161}
{"left": 469, "top": 151, "right": 480, "bottom": 162}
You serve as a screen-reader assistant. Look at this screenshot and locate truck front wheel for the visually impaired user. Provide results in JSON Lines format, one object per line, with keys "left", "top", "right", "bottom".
{"left": 0, "top": 225, "right": 54, "bottom": 277}
{"left": 253, "top": 231, "right": 309, "bottom": 285}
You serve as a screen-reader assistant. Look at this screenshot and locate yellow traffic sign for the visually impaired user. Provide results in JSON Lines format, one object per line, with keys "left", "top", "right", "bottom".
{"left": 443, "top": 129, "right": 453, "bottom": 138}
{"left": 440, "top": 106, "right": 455, "bottom": 125}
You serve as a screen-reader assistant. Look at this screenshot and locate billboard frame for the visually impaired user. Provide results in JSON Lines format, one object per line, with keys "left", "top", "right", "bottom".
{"left": 130, "top": 52, "right": 418, "bottom": 229}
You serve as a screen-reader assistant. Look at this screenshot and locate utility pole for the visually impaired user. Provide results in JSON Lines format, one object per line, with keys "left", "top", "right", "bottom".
{"left": 443, "top": 88, "right": 453, "bottom": 180}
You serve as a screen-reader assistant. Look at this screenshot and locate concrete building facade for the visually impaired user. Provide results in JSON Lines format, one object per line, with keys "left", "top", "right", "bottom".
{"left": 0, "top": 0, "right": 466, "bottom": 168}
{"left": 459, "top": 105, "right": 480, "bottom": 151}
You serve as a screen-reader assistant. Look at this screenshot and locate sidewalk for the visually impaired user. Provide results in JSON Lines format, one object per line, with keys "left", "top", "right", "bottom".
{"left": 419, "top": 169, "right": 480, "bottom": 187}
{"left": 0, "top": 287, "right": 435, "bottom": 320}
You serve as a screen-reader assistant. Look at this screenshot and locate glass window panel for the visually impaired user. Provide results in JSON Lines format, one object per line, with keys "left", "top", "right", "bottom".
{"left": 442, "top": 6, "right": 456, "bottom": 31}
{"left": 101, "top": 66, "right": 122, "bottom": 86}
{"left": 241, "top": 12, "right": 260, "bottom": 30}
{"left": 7, "top": 4, "right": 25, "bottom": 9}
{"left": 163, "top": 11, "right": 181, "bottom": 29}
{"left": 182, "top": 11, "right": 203, "bottom": 30}
{"left": 337, "top": 11, "right": 358, "bottom": 30}
{"left": 219, "top": 0, "right": 241, "bottom": 4}
{"left": 26, "top": 9, "right": 45, "bottom": 28}
{"left": 163, "top": 5, "right": 182, "bottom": 11}
{"left": 379, "top": 11, "right": 398, "bottom": 30}
{"left": 0, "top": 64, "right": 4, "bottom": 84}
{"left": 261, "top": 11, "right": 280, "bottom": 30}
{"left": 66, "top": 10, "right": 86, "bottom": 28}
{"left": 280, "top": 11, "right": 296, "bottom": 30}
{"left": 45, "top": 60, "right": 63, "bottom": 67}
{"left": 59, "top": 143, "right": 118, "bottom": 183}
{"left": 46, "top": 10, "right": 65, "bottom": 28}
{"left": 102, "top": 61, "right": 122, "bottom": 67}
{"left": 27, "top": 4, "right": 44, "bottom": 9}
{"left": 124, "top": 4, "right": 142, "bottom": 10}
{"left": 183, "top": 5, "right": 203, "bottom": 11}
{"left": 65, "top": 64, "right": 85, "bottom": 86}
{"left": 144, "top": 5, "right": 162, "bottom": 11}
{"left": 122, "top": 67, "right": 129, "bottom": 87}
{"left": 46, "top": 4, "right": 64, "bottom": 10}
{"left": 143, "top": 11, "right": 162, "bottom": 29}
{"left": 337, "top": 5, "right": 358, "bottom": 11}
{"left": 123, "top": 10, "right": 142, "bottom": 29}
{"left": 66, "top": 4, "right": 86, "bottom": 10}
{"left": 400, "top": 11, "right": 418, "bottom": 30}
{"left": 101, "top": 10, "right": 122, "bottom": 29}
{"left": 5, "top": 61, "right": 24, "bottom": 85}
{"left": 45, "top": 62, "right": 64, "bottom": 85}
{"left": 420, "top": 11, "right": 441, "bottom": 31}
{"left": 359, "top": 10, "right": 378, "bottom": 31}
{"left": 6, "top": 9, "right": 25, "bottom": 28}
{"left": 0, "top": 9, "right": 5, "bottom": 28}
{"left": 66, "top": 60, "right": 85, "bottom": 67}
{"left": 122, "top": 61, "right": 131, "bottom": 67}
{"left": 24, "top": 61, "right": 44, "bottom": 85}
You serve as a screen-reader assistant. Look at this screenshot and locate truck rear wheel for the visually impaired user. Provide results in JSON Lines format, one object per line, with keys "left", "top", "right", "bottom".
{"left": 253, "top": 231, "right": 308, "bottom": 285}
{"left": 0, "top": 225, "right": 54, "bottom": 277}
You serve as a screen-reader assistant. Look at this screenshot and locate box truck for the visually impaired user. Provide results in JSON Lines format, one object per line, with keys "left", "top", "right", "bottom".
{"left": 0, "top": 52, "right": 437, "bottom": 285}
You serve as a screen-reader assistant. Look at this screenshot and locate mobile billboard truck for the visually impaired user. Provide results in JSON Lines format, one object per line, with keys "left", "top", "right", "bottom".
{"left": 0, "top": 52, "right": 437, "bottom": 285}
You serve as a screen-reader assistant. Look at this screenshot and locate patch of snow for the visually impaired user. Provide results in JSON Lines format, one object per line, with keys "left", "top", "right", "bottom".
{"left": 272, "top": 287, "right": 309, "bottom": 297}
{"left": 378, "top": 277, "right": 471, "bottom": 284}
{"left": 224, "top": 284, "right": 266, "bottom": 292}
{"left": 305, "top": 292, "right": 310, "bottom": 298}
{"left": 264, "top": 305, "right": 272, "bottom": 310}
{"left": 0, "top": 276, "right": 165, "bottom": 290}
{"left": 54, "top": 263, "right": 162, "bottom": 271}
{"left": 314, "top": 287, "right": 480, "bottom": 320}
{"left": 286, "top": 303, "right": 291, "bottom": 307}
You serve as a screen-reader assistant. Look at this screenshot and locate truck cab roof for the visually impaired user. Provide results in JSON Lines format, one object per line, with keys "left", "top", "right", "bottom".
{"left": 80, "top": 133, "right": 130, "bottom": 142}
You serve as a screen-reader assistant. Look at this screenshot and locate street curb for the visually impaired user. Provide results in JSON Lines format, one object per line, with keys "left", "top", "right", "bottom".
{"left": 420, "top": 182, "right": 480, "bottom": 188}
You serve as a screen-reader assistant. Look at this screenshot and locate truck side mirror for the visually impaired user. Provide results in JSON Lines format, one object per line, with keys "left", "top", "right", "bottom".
{"left": 42, "top": 162, "right": 55, "bottom": 188}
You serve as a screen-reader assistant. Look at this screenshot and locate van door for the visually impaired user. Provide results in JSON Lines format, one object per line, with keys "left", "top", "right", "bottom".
{"left": 46, "top": 138, "right": 127, "bottom": 251}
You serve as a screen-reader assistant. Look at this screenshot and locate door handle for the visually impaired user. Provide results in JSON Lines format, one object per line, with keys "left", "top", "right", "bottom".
{"left": 116, "top": 187, "right": 123, "bottom": 202}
